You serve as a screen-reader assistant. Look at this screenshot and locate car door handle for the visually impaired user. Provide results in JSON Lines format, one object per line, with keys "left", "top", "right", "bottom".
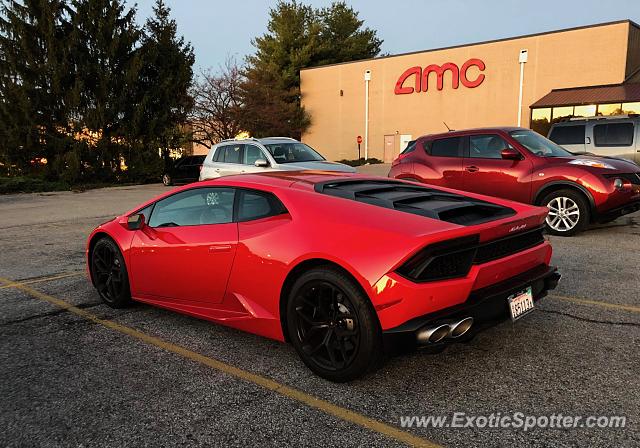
{"left": 209, "top": 244, "right": 232, "bottom": 253}
{"left": 465, "top": 165, "right": 479, "bottom": 172}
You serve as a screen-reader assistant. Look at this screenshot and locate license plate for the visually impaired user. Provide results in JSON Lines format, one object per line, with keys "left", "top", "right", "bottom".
{"left": 508, "top": 286, "right": 534, "bottom": 321}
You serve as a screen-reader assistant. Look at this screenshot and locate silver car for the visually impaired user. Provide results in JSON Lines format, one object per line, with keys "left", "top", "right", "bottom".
{"left": 199, "top": 137, "right": 356, "bottom": 180}
{"left": 548, "top": 115, "right": 640, "bottom": 163}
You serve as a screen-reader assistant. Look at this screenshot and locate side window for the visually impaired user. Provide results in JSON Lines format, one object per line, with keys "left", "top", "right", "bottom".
{"left": 401, "top": 140, "right": 416, "bottom": 155}
{"left": 243, "top": 145, "right": 265, "bottom": 165}
{"left": 223, "top": 144, "right": 243, "bottom": 163}
{"left": 214, "top": 145, "right": 243, "bottom": 163}
{"left": 148, "top": 188, "right": 235, "bottom": 227}
{"left": 593, "top": 123, "right": 634, "bottom": 146}
{"left": 427, "top": 137, "right": 463, "bottom": 157}
{"left": 468, "top": 135, "right": 511, "bottom": 159}
{"left": 135, "top": 204, "right": 154, "bottom": 223}
{"left": 549, "top": 125, "right": 585, "bottom": 145}
{"left": 238, "top": 190, "right": 286, "bottom": 222}
{"left": 213, "top": 147, "right": 225, "bottom": 162}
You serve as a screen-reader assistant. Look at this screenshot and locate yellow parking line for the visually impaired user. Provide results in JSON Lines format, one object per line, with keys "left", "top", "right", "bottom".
{"left": 0, "top": 271, "right": 84, "bottom": 289}
{"left": 549, "top": 294, "right": 640, "bottom": 314}
{"left": 0, "top": 276, "right": 441, "bottom": 448}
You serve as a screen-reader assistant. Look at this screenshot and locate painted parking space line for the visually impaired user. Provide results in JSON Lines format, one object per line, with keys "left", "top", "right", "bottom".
{"left": 549, "top": 294, "right": 640, "bottom": 314}
{"left": 0, "top": 271, "right": 84, "bottom": 289}
{"left": 0, "top": 276, "right": 441, "bottom": 448}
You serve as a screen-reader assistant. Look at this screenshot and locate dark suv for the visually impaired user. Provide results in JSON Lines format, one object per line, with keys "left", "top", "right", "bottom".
{"left": 162, "top": 155, "right": 206, "bottom": 186}
{"left": 388, "top": 127, "right": 640, "bottom": 236}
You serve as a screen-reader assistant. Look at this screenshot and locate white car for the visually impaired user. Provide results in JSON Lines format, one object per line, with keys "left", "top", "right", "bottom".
{"left": 199, "top": 137, "right": 356, "bottom": 180}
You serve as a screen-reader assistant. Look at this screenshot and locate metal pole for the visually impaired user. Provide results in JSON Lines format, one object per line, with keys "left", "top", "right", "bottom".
{"left": 517, "top": 49, "right": 528, "bottom": 127}
{"left": 517, "top": 62, "right": 524, "bottom": 126}
{"left": 364, "top": 70, "right": 371, "bottom": 160}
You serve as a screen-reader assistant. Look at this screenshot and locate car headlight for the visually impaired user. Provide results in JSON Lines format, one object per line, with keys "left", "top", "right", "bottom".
{"left": 568, "top": 159, "right": 616, "bottom": 169}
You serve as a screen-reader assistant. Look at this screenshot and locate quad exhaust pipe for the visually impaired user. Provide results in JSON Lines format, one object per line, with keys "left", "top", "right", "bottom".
{"left": 415, "top": 317, "right": 474, "bottom": 345}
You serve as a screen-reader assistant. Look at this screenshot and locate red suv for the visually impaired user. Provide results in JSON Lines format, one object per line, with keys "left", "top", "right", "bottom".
{"left": 389, "top": 127, "right": 640, "bottom": 236}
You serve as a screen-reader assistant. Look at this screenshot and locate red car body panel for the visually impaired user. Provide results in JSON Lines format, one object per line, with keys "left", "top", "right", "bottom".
{"left": 87, "top": 171, "right": 556, "bottom": 342}
{"left": 389, "top": 127, "right": 640, "bottom": 219}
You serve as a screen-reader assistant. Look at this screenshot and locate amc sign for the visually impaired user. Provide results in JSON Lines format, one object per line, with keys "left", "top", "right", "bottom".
{"left": 394, "top": 58, "right": 485, "bottom": 95}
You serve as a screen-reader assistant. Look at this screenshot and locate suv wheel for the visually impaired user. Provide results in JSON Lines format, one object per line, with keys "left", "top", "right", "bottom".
{"left": 162, "top": 174, "right": 172, "bottom": 186}
{"left": 286, "top": 267, "right": 384, "bottom": 382}
{"left": 542, "top": 189, "right": 590, "bottom": 236}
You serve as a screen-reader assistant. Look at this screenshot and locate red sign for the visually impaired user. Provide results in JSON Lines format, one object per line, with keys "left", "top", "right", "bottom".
{"left": 357, "top": 135, "right": 363, "bottom": 145}
{"left": 394, "top": 58, "right": 486, "bottom": 95}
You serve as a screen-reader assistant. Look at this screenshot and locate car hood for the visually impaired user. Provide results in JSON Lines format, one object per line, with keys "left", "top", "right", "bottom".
{"left": 546, "top": 154, "right": 639, "bottom": 172}
{"left": 277, "top": 160, "right": 357, "bottom": 173}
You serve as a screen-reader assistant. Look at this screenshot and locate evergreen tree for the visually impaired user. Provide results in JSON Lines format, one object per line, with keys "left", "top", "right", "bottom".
{"left": 0, "top": 0, "right": 72, "bottom": 177}
{"left": 131, "top": 0, "right": 194, "bottom": 178}
{"left": 240, "top": 1, "right": 318, "bottom": 139}
{"left": 317, "top": 2, "right": 382, "bottom": 66}
{"left": 240, "top": 1, "right": 382, "bottom": 139}
{"left": 68, "top": 0, "right": 141, "bottom": 181}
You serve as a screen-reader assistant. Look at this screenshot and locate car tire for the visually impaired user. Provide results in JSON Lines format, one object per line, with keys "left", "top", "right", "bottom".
{"left": 91, "top": 238, "right": 132, "bottom": 308}
{"left": 162, "top": 174, "right": 172, "bottom": 186}
{"left": 541, "top": 189, "right": 590, "bottom": 236}
{"left": 286, "top": 266, "right": 384, "bottom": 382}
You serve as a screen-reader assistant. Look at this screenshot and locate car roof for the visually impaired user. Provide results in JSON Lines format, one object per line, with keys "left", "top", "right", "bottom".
{"left": 256, "top": 137, "right": 299, "bottom": 145}
{"left": 551, "top": 115, "right": 639, "bottom": 126}
{"left": 197, "top": 171, "right": 519, "bottom": 227}
{"left": 217, "top": 137, "right": 300, "bottom": 146}
{"left": 199, "top": 171, "right": 364, "bottom": 189}
{"left": 417, "top": 127, "right": 527, "bottom": 140}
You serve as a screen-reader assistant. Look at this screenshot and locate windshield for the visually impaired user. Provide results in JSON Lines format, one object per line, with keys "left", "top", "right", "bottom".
{"left": 263, "top": 142, "right": 325, "bottom": 163}
{"left": 510, "top": 130, "right": 573, "bottom": 157}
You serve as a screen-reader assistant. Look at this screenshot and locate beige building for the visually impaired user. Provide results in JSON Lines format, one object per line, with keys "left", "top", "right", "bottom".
{"left": 300, "top": 20, "right": 640, "bottom": 162}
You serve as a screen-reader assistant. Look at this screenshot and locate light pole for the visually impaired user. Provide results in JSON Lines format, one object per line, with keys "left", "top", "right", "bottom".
{"left": 364, "top": 70, "right": 371, "bottom": 160}
{"left": 517, "top": 49, "right": 528, "bottom": 127}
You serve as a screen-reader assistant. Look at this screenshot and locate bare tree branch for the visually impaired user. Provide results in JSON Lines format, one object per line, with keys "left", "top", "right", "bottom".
{"left": 188, "top": 57, "right": 244, "bottom": 148}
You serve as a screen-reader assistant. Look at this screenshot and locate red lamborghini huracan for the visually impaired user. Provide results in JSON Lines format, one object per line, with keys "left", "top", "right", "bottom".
{"left": 87, "top": 171, "right": 560, "bottom": 381}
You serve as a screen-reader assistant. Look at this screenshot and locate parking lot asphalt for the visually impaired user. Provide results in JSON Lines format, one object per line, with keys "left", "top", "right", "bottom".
{"left": 1, "top": 177, "right": 639, "bottom": 448}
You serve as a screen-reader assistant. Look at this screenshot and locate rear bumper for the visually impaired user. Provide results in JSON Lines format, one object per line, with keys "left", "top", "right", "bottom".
{"left": 383, "top": 264, "right": 560, "bottom": 337}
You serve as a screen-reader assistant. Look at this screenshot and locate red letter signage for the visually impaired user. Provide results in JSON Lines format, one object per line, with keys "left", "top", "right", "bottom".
{"left": 394, "top": 66, "right": 422, "bottom": 95}
{"left": 422, "top": 63, "right": 459, "bottom": 91}
{"left": 394, "top": 58, "right": 485, "bottom": 95}
{"left": 460, "top": 58, "right": 485, "bottom": 88}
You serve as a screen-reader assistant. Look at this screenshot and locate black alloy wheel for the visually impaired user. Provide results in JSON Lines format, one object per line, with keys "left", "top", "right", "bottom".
{"left": 287, "top": 267, "right": 383, "bottom": 382}
{"left": 91, "top": 238, "right": 131, "bottom": 308}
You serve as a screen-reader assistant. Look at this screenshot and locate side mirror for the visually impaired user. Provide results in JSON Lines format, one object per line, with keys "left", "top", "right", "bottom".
{"left": 501, "top": 148, "right": 522, "bottom": 160}
{"left": 127, "top": 213, "right": 145, "bottom": 230}
{"left": 254, "top": 159, "right": 269, "bottom": 167}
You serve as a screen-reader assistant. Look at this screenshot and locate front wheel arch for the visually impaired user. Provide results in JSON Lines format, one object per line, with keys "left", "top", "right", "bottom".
{"left": 88, "top": 232, "right": 128, "bottom": 286}
{"left": 534, "top": 182, "right": 595, "bottom": 218}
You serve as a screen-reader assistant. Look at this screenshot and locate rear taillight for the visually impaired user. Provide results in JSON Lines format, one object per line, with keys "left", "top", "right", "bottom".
{"left": 396, "top": 236, "right": 479, "bottom": 283}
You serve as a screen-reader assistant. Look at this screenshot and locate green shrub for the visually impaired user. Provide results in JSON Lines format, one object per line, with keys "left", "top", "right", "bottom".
{"left": 0, "top": 176, "right": 70, "bottom": 194}
{"left": 337, "top": 157, "right": 384, "bottom": 167}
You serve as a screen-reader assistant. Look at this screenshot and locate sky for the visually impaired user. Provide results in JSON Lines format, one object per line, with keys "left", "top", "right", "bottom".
{"left": 128, "top": 0, "right": 640, "bottom": 72}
